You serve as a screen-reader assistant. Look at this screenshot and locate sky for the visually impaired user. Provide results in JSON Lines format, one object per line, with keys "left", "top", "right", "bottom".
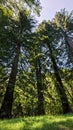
{"left": 37, "top": 0, "right": 73, "bottom": 23}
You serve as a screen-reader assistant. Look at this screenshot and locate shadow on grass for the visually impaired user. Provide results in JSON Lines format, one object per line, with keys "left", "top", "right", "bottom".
{"left": 40, "top": 119, "right": 73, "bottom": 130}
{"left": 22, "top": 118, "right": 73, "bottom": 130}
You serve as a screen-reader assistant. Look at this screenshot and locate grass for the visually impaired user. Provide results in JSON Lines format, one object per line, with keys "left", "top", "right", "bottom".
{"left": 0, "top": 114, "right": 73, "bottom": 130}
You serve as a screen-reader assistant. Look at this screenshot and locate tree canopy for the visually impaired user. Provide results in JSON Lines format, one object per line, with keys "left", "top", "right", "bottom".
{"left": 0, "top": 1, "right": 73, "bottom": 118}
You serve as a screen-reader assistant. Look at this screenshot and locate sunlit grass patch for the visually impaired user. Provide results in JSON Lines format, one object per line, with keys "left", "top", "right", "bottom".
{"left": 0, "top": 118, "right": 24, "bottom": 130}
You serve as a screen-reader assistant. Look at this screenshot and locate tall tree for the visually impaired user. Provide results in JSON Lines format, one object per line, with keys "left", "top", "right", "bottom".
{"left": 53, "top": 9, "right": 73, "bottom": 68}
{"left": 35, "top": 41, "right": 45, "bottom": 115}
{"left": 37, "top": 21, "right": 71, "bottom": 114}
{"left": 29, "top": 34, "right": 45, "bottom": 115}
{"left": 0, "top": 0, "right": 40, "bottom": 118}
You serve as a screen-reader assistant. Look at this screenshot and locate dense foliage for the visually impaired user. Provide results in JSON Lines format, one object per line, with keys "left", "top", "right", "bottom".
{"left": 0, "top": 0, "right": 73, "bottom": 118}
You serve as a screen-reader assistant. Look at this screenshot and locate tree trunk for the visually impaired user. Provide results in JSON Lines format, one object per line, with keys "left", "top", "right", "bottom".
{"left": 0, "top": 44, "right": 20, "bottom": 118}
{"left": 47, "top": 42, "right": 71, "bottom": 114}
{"left": 61, "top": 28, "right": 73, "bottom": 50}
{"left": 36, "top": 59, "right": 45, "bottom": 115}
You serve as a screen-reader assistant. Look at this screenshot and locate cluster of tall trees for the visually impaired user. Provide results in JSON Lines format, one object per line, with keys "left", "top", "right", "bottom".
{"left": 0, "top": 0, "right": 73, "bottom": 118}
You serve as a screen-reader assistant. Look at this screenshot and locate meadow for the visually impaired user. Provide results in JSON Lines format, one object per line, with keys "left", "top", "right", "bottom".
{"left": 0, "top": 114, "right": 73, "bottom": 130}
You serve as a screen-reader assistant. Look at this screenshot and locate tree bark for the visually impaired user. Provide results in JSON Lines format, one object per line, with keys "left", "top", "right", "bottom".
{"left": 47, "top": 42, "right": 71, "bottom": 114}
{"left": 0, "top": 44, "right": 20, "bottom": 118}
{"left": 36, "top": 59, "right": 45, "bottom": 115}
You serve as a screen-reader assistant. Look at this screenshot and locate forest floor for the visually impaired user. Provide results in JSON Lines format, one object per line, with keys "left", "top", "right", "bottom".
{"left": 0, "top": 114, "right": 73, "bottom": 130}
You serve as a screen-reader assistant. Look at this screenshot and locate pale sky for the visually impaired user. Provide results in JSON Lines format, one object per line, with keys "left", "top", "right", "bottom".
{"left": 37, "top": 0, "right": 73, "bottom": 23}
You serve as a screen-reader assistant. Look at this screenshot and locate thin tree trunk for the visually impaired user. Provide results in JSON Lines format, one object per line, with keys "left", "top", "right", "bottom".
{"left": 0, "top": 44, "right": 20, "bottom": 118}
{"left": 36, "top": 59, "right": 45, "bottom": 115}
{"left": 47, "top": 42, "right": 71, "bottom": 114}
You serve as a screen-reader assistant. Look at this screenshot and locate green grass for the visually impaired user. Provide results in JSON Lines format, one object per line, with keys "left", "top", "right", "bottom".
{"left": 0, "top": 114, "right": 73, "bottom": 130}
